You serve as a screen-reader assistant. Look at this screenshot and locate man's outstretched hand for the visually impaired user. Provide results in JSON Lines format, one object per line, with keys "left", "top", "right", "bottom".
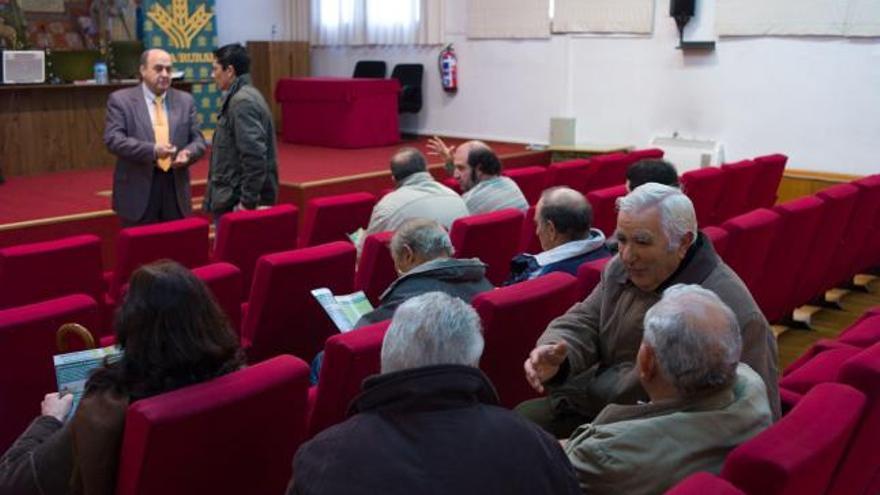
{"left": 524, "top": 342, "right": 568, "bottom": 394}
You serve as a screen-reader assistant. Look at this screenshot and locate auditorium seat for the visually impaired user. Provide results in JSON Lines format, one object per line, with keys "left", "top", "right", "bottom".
{"left": 586, "top": 184, "right": 627, "bottom": 237}
{"left": 819, "top": 176, "right": 880, "bottom": 291}
{"left": 719, "top": 209, "right": 781, "bottom": 311}
{"left": 681, "top": 167, "right": 725, "bottom": 227}
{"left": 545, "top": 159, "right": 594, "bottom": 194}
{"left": 585, "top": 152, "right": 631, "bottom": 192}
{"left": 702, "top": 226, "right": 729, "bottom": 262}
{"left": 472, "top": 272, "right": 580, "bottom": 407}
{"left": 0, "top": 234, "right": 104, "bottom": 312}
{"left": 115, "top": 355, "right": 310, "bottom": 495}
{"left": 790, "top": 183, "right": 858, "bottom": 309}
{"left": 721, "top": 382, "right": 866, "bottom": 495}
{"left": 838, "top": 313, "right": 880, "bottom": 348}
{"left": 853, "top": 175, "right": 880, "bottom": 273}
{"left": 298, "top": 192, "right": 376, "bottom": 248}
{"left": 576, "top": 256, "right": 612, "bottom": 301}
{"left": 307, "top": 320, "right": 390, "bottom": 438}
{"left": 242, "top": 241, "right": 356, "bottom": 364}
{"left": 779, "top": 342, "right": 861, "bottom": 398}
{"left": 503, "top": 166, "right": 548, "bottom": 205}
{"left": 213, "top": 204, "right": 298, "bottom": 299}
{"left": 192, "top": 262, "right": 243, "bottom": 335}
{"left": 450, "top": 209, "right": 524, "bottom": 285}
{"left": 762, "top": 196, "right": 826, "bottom": 322}
{"left": 519, "top": 205, "right": 542, "bottom": 254}
{"left": 627, "top": 147, "right": 665, "bottom": 161}
{"left": 355, "top": 231, "right": 396, "bottom": 305}
{"left": 750, "top": 154, "right": 788, "bottom": 209}
{"left": 0, "top": 294, "right": 99, "bottom": 452}
{"left": 665, "top": 472, "right": 745, "bottom": 495}
{"left": 441, "top": 177, "right": 462, "bottom": 194}
{"left": 713, "top": 160, "right": 758, "bottom": 224}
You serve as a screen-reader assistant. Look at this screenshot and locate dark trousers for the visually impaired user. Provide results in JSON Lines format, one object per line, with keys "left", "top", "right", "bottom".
{"left": 123, "top": 169, "right": 182, "bottom": 227}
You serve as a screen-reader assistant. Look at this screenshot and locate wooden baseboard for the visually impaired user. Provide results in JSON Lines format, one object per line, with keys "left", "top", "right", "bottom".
{"left": 777, "top": 169, "right": 863, "bottom": 204}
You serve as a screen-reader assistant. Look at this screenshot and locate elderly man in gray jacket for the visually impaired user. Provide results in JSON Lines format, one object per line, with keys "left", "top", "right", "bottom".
{"left": 519, "top": 183, "right": 780, "bottom": 438}
{"left": 564, "top": 284, "right": 773, "bottom": 495}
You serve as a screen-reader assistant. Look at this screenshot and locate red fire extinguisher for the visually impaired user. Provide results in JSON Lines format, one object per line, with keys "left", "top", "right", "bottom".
{"left": 439, "top": 44, "right": 458, "bottom": 93}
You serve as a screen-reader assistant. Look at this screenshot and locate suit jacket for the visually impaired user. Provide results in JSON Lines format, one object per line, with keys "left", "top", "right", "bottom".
{"left": 104, "top": 85, "right": 206, "bottom": 223}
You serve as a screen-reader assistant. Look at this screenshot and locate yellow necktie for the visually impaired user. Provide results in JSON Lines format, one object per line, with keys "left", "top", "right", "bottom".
{"left": 153, "top": 95, "right": 171, "bottom": 171}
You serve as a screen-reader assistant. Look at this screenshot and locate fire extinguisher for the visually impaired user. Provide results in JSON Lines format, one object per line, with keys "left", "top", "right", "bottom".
{"left": 439, "top": 44, "right": 458, "bottom": 93}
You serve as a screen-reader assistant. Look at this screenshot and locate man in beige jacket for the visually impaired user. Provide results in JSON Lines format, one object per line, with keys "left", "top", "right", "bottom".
{"left": 563, "top": 284, "right": 773, "bottom": 495}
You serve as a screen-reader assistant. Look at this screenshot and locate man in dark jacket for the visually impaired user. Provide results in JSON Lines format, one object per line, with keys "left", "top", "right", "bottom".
{"left": 289, "top": 292, "right": 582, "bottom": 495}
{"left": 204, "top": 43, "right": 278, "bottom": 224}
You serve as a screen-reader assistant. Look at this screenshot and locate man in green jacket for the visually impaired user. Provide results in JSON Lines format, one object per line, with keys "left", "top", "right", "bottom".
{"left": 205, "top": 43, "right": 278, "bottom": 224}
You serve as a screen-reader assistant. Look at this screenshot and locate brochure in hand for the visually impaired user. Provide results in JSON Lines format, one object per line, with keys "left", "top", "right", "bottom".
{"left": 54, "top": 345, "right": 123, "bottom": 417}
{"left": 311, "top": 287, "right": 374, "bottom": 332}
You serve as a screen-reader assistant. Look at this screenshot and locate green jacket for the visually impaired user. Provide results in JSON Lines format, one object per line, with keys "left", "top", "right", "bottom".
{"left": 205, "top": 74, "right": 278, "bottom": 213}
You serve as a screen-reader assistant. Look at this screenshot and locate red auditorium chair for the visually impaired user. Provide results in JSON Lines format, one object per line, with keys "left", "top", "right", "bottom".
{"left": 192, "top": 262, "right": 243, "bottom": 335}
{"left": 115, "top": 355, "right": 310, "bottom": 495}
{"left": 779, "top": 342, "right": 861, "bottom": 401}
{"left": 586, "top": 184, "right": 627, "bottom": 237}
{"left": 0, "top": 234, "right": 104, "bottom": 311}
{"left": 853, "top": 175, "right": 880, "bottom": 274}
{"left": 0, "top": 294, "right": 99, "bottom": 452}
{"left": 298, "top": 192, "right": 376, "bottom": 247}
{"left": 450, "top": 209, "right": 524, "bottom": 285}
{"left": 585, "top": 152, "right": 632, "bottom": 192}
{"left": 750, "top": 154, "right": 788, "bottom": 209}
{"left": 354, "top": 231, "right": 396, "bottom": 305}
{"left": 665, "top": 472, "right": 745, "bottom": 495}
{"left": 472, "top": 272, "right": 581, "bottom": 407}
{"left": 719, "top": 209, "right": 781, "bottom": 309}
{"left": 213, "top": 204, "right": 298, "bottom": 299}
{"left": 702, "top": 226, "right": 729, "bottom": 262}
{"left": 441, "top": 177, "right": 462, "bottom": 194}
{"left": 242, "top": 241, "right": 356, "bottom": 364}
{"left": 721, "top": 382, "right": 866, "bottom": 495}
{"left": 713, "top": 160, "right": 758, "bottom": 224}
{"left": 819, "top": 176, "right": 880, "bottom": 291}
{"left": 789, "top": 183, "right": 858, "bottom": 309}
{"left": 575, "top": 255, "right": 612, "bottom": 301}
{"left": 307, "top": 320, "right": 390, "bottom": 438}
{"left": 838, "top": 312, "right": 880, "bottom": 348}
{"left": 503, "top": 166, "right": 548, "bottom": 205}
{"left": 760, "top": 196, "right": 826, "bottom": 322}
{"left": 681, "top": 167, "right": 725, "bottom": 227}
{"left": 545, "top": 159, "right": 594, "bottom": 194}
{"left": 519, "top": 205, "right": 542, "bottom": 254}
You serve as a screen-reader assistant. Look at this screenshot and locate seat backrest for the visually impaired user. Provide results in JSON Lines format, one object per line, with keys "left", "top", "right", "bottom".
{"left": 791, "top": 183, "right": 858, "bottom": 308}
{"left": 828, "top": 341, "right": 880, "bottom": 494}
{"left": 853, "top": 175, "right": 880, "bottom": 274}
{"left": 354, "top": 231, "right": 396, "bottom": 306}
{"left": 307, "top": 320, "right": 390, "bottom": 438}
{"left": 0, "top": 294, "right": 99, "bottom": 452}
{"left": 518, "top": 205, "right": 542, "bottom": 253}
{"left": 390, "top": 63, "right": 424, "bottom": 113}
{"left": 191, "top": 262, "right": 243, "bottom": 337}
{"left": 702, "top": 226, "right": 729, "bottom": 262}
{"left": 586, "top": 184, "right": 627, "bottom": 237}
{"left": 820, "top": 178, "right": 880, "bottom": 290}
{"left": 115, "top": 355, "right": 310, "bottom": 495}
{"left": 450, "top": 209, "right": 524, "bottom": 285}
{"left": 213, "top": 204, "right": 298, "bottom": 299}
{"left": 352, "top": 60, "right": 386, "bottom": 78}
{"left": 0, "top": 234, "right": 104, "bottom": 310}
{"left": 503, "top": 166, "right": 548, "bottom": 205}
{"left": 714, "top": 160, "right": 758, "bottom": 223}
{"left": 243, "top": 242, "right": 356, "bottom": 363}
{"left": 472, "top": 272, "right": 580, "bottom": 407}
{"left": 719, "top": 208, "right": 781, "bottom": 305}
{"left": 838, "top": 314, "right": 880, "bottom": 348}
{"left": 665, "top": 472, "right": 745, "bottom": 495}
{"left": 575, "top": 255, "right": 612, "bottom": 301}
{"left": 750, "top": 154, "right": 788, "bottom": 209}
{"left": 109, "top": 218, "right": 210, "bottom": 301}
{"left": 627, "top": 147, "right": 665, "bottom": 161}
{"left": 722, "top": 382, "right": 866, "bottom": 495}
{"left": 681, "top": 167, "right": 725, "bottom": 227}
{"left": 299, "top": 192, "right": 376, "bottom": 248}
{"left": 441, "top": 177, "right": 462, "bottom": 194}
{"left": 586, "top": 152, "right": 632, "bottom": 192}
{"left": 770, "top": 195, "right": 826, "bottom": 317}
{"left": 545, "top": 159, "right": 594, "bottom": 194}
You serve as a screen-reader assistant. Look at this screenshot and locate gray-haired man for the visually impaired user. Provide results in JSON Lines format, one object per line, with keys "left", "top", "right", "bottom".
{"left": 564, "top": 284, "right": 773, "bottom": 495}
{"left": 290, "top": 292, "right": 582, "bottom": 495}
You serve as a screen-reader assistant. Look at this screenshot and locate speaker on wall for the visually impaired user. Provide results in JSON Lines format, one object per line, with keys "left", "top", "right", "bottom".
{"left": 670, "top": 0, "right": 695, "bottom": 17}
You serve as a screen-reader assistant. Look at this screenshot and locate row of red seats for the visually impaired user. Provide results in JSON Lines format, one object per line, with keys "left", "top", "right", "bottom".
{"left": 667, "top": 310, "right": 880, "bottom": 495}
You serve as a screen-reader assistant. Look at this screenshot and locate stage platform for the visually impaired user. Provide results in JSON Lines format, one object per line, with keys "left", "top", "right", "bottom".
{"left": 0, "top": 136, "right": 550, "bottom": 267}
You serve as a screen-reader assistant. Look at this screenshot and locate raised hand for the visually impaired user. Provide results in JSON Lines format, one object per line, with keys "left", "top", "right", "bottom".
{"left": 427, "top": 136, "right": 455, "bottom": 163}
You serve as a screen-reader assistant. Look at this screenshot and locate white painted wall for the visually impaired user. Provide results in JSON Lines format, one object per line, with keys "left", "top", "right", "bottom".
{"left": 216, "top": 0, "right": 880, "bottom": 175}
{"left": 215, "top": 0, "right": 288, "bottom": 44}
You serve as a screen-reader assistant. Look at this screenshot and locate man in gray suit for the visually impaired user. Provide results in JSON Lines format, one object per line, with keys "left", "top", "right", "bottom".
{"left": 104, "top": 48, "right": 206, "bottom": 226}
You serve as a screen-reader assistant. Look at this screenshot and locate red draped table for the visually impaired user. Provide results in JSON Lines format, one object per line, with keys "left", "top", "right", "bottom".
{"left": 275, "top": 77, "right": 401, "bottom": 148}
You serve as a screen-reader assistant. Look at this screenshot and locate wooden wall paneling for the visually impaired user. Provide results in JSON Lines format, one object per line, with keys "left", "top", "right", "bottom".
{"left": 248, "top": 41, "right": 310, "bottom": 130}
{"left": 777, "top": 169, "right": 862, "bottom": 204}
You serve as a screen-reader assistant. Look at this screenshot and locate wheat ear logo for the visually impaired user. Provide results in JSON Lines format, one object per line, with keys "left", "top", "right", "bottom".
{"left": 148, "top": 0, "right": 214, "bottom": 49}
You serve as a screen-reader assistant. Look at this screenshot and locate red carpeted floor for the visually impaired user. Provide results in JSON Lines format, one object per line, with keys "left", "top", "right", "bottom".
{"left": 0, "top": 136, "right": 534, "bottom": 226}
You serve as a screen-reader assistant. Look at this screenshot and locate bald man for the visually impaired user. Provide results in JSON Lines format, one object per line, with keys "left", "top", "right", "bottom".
{"left": 506, "top": 187, "right": 610, "bottom": 285}
{"left": 428, "top": 137, "right": 528, "bottom": 214}
{"left": 104, "top": 48, "right": 206, "bottom": 226}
